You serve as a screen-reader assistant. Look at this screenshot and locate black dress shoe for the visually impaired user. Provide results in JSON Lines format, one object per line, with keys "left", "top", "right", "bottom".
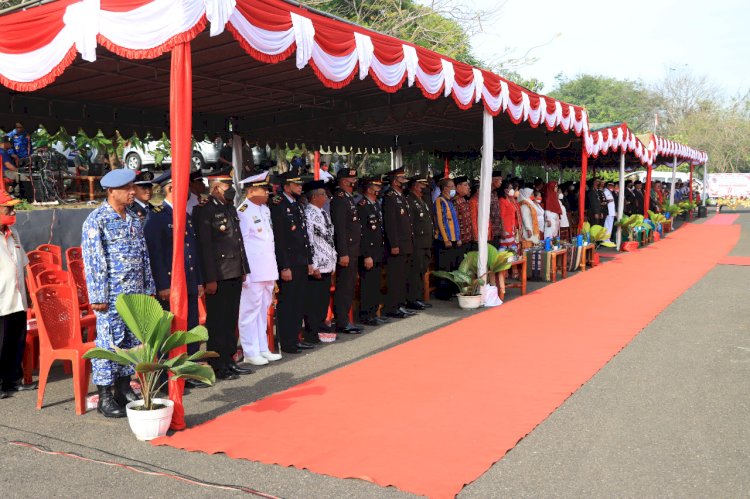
{"left": 375, "top": 316, "right": 390, "bottom": 324}
{"left": 318, "top": 323, "right": 334, "bottom": 333}
{"left": 385, "top": 310, "right": 408, "bottom": 319}
{"left": 228, "top": 362, "right": 254, "bottom": 375}
{"left": 281, "top": 348, "right": 301, "bottom": 354}
{"left": 0, "top": 390, "right": 8, "bottom": 399}
{"left": 336, "top": 324, "right": 363, "bottom": 334}
{"left": 215, "top": 368, "right": 240, "bottom": 380}
{"left": 296, "top": 342, "right": 315, "bottom": 350}
{"left": 405, "top": 301, "right": 426, "bottom": 310}
{"left": 361, "top": 317, "right": 380, "bottom": 326}
{"left": 184, "top": 378, "right": 210, "bottom": 389}
{"left": 398, "top": 306, "right": 417, "bottom": 316}
{"left": 96, "top": 385, "right": 126, "bottom": 418}
{"left": 5, "top": 382, "right": 37, "bottom": 392}
{"left": 303, "top": 336, "right": 322, "bottom": 344}
{"left": 416, "top": 300, "right": 432, "bottom": 308}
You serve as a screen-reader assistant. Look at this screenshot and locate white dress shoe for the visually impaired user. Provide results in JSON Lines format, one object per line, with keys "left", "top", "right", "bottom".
{"left": 260, "top": 351, "right": 282, "bottom": 362}
{"left": 245, "top": 355, "right": 269, "bottom": 366}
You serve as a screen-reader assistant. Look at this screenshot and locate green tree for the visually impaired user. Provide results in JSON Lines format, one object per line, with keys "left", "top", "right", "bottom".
{"left": 549, "top": 74, "right": 661, "bottom": 133}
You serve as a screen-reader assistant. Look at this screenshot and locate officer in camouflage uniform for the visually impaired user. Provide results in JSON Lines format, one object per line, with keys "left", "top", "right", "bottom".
{"left": 81, "top": 169, "right": 155, "bottom": 418}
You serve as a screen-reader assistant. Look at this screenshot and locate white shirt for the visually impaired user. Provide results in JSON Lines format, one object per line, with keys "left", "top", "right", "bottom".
{"left": 305, "top": 204, "right": 337, "bottom": 274}
{"left": 0, "top": 226, "right": 29, "bottom": 315}
{"left": 319, "top": 169, "right": 334, "bottom": 183}
{"left": 237, "top": 199, "right": 279, "bottom": 282}
{"left": 604, "top": 188, "right": 616, "bottom": 216}
{"left": 186, "top": 192, "right": 199, "bottom": 216}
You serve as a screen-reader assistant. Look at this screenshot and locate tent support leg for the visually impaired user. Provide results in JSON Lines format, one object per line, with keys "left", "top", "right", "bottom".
{"left": 616, "top": 151, "right": 625, "bottom": 250}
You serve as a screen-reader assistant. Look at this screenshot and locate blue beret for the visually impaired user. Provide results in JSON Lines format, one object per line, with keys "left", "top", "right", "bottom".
{"left": 153, "top": 169, "right": 173, "bottom": 187}
{"left": 100, "top": 169, "right": 136, "bottom": 188}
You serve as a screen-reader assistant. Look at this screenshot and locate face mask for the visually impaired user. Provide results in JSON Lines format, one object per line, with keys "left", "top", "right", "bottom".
{"left": 508, "top": 189, "right": 515, "bottom": 197}
{"left": 0, "top": 214, "right": 16, "bottom": 226}
{"left": 535, "top": 197, "right": 542, "bottom": 202}
{"left": 223, "top": 187, "right": 236, "bottom": 202}
{"left": 558, "top": 193, "right": 563, "bottom": 200}
{"left": 449, "top": 189, "right": 456, "bottom": 198}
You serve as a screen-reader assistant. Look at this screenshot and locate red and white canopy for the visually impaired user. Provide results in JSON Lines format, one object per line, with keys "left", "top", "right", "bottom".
{"left": 648, "top": 133, "right": 707, "bottom": 166}
{"left": 0, "top": 0, "right": 587, "bottom": 138}
{"left": 585, "top": 123, "right": 652, "bottom": 166}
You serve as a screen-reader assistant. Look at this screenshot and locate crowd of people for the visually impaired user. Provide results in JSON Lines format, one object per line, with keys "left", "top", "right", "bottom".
{"left": 0, "top": 159, "right": 701, "bottom": 409}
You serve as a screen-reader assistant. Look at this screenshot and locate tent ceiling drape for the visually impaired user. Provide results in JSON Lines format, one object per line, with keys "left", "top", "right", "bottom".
{"left": 0, "top": 0, "right": 587, "bottom": 152}
{"left": 648, "top": 134, "right": 707, "bottom": 166}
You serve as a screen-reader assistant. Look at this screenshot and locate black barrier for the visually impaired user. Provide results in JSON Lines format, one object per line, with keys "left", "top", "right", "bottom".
{"left": 15, "top": 207, "right": 95, "bottom": 261}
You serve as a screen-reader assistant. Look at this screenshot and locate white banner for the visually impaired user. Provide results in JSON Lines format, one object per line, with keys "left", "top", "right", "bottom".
{"left": 706, "top": 173, "right": 750, "bottom": 198}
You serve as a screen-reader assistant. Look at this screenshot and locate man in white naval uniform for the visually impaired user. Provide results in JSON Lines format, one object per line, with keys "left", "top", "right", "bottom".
{"left": 603, "top": 181, "right": 616, "bottom": 242}
{"left": 237, "top": 172, "right": 282, "bottom": 366}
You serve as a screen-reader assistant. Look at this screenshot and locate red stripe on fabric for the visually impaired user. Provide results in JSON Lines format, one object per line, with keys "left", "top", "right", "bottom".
{"left": 100, "top": 0, "right": 154, "bottom": 12}
{"left": 0, "top": 45, "right": 77, "bottom": 92}
{"left": 368, "top": 68, "right": 406, "bottom": 93}
{"left": 97, "top": 16, "right": 207, "bottom": 60}
{"left": 0, "top": 0, "right": 77, "bottom": 53}
{"left": 235, "top": 0, "right": 293, "bottom": 31}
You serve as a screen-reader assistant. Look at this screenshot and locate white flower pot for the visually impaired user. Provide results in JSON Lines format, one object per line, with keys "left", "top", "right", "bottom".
{"left": 125, "top": 398, "right": 174, "bottom": 441}
{"left": 457, "top": 294, "right": 482, "bottom": 310}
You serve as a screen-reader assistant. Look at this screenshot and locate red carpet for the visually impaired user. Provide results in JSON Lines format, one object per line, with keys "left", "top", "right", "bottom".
{"left": 718, "top": 256, "right": 750, "bottom": 266}
{"left": 704, "top": 214, "right": 739, "bottom": 225}
{"left": 154, "top": 223, "right": 740, "bottom": 498}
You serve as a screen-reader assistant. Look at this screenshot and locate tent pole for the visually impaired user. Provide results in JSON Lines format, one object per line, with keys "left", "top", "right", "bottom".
{"left": 689, "top": 163, "right": 694, "bottom": 220}
{"left": 167, "top": 41, "right": 192, "bottom": 431}
{"left": 702, "top": 159, "right": 709, "bottom": 206}
{"left": 577, "top": 149, "right": 588, "bottom": 233}
{"left": 616, "top": 151, "right": 626, "bottom": 250}
{"left": 444, "top": 156, "right": 450, "bottom": 178}
{"left": 644, "top": 164, "right": 653, "bottom": 216}
{"left": 231, "top": 133, "right": 243, "bottom": 206}
{"left": 477, "top": 109, "right": 493, "bottom": 296}
{"left": 314, "top": 150, "right": 320, "bottom": 180}
{"left": 669, "top": 155, "right": 677, "bottom": 205}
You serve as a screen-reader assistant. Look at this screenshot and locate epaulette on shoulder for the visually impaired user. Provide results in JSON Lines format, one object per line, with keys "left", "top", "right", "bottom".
{"left": 358, "top": 198, "right": 366, "bottom": 206}
{"left": 272, "top": 195, "right": 283, "bottom": 205}
{"left": 336, "top": 190, "right": 345, "bottom": 197}
{"left": 152, "top": 205, "right": 163, "bottom": 213}
{"left": 386, "top": 190, "right": 396, "bottom": 196}
{"left": 238, "top": 203, "right": 248, "bottom": 212}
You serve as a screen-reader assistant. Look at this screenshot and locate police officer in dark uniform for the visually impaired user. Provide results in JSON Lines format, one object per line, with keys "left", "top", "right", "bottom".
{"left": 193, "top": 174, "right": 252, "bottom": 380}
{"left": 143, "top": 170, "right": 208, "bottom": 388}
{"left": 129, "top": 170, "right": 155, "bottom": 222}
{"left": 357, "top": 176, "right": 387, "bottom": 326}
{"left": 382, "top": 167, "right": 416, "bottom": 319}
{"left": 270, "top": 172, "right": 314, "bottom": 354}
{"left": 330, "top": 167, "right": 363, "bottom": 334}
{"left": 405, "top": 175, "right": 433, "bottom": 310}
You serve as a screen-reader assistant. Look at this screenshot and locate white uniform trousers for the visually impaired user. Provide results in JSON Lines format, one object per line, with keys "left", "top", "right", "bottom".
{"left": 604, "top": 215, "right": 615, "bottom": 239}
{"left": 238, "top": 280, "right": 275, "bottom": 358}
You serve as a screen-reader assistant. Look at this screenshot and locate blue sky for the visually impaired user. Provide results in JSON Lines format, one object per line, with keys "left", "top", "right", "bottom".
{"left": 469, "top": 0, "right": 749, "bottom": 97}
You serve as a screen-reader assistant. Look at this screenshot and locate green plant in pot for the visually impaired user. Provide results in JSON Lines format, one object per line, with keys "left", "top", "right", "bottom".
{"left": 585, "top": 224, "right": 616, "bottom": 248}
{"left": 83, "top": 294, "right": 217, "bottom": 440}
{"left": 433, "top": 245, "right": 514, "bottom": 308}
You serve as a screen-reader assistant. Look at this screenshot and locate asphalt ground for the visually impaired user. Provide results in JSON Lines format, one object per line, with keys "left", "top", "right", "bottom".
{"left": 1, "top": 212, "right": 747, "bottom": 498}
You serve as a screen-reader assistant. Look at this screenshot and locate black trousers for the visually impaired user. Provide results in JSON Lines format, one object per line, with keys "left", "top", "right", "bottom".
{"left": 276, "top": 265, "right": 308, "bottom": 352}
{"left": 359, "top": 260, "right": 383, "bottom": 319}
{"left": 159, "top": 293, "right": 200, "bottom": 355}
{"left": 205, "top": 278, "right": 242, "bottom": 369}
{"left": 385, "top": 252, "right": 411, "bottom": 313}
{"left": 0, "top": 311, "right": 26, "bottom": 390}
{"left": 434, "top": 240, "right": 463, "bottom": 300}
{"left": 304, "top": 273, "right": 331, "bottom": 341}
{"left": 407, "top": 247, "right": 430, "bottom": 303}
{"left": 333, "top": 261, "right": 357, "bottom": 327}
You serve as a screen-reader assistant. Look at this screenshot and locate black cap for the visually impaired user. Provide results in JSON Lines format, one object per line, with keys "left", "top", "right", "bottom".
{"left": 387, "top": 167, "right": 407, "bottom": 178}
{"left": 280, "top": 171, "right": 304, "bottom": 184}
{"left": 134, "top": 170, "right": 155, "bottom": 186}
{"left": 336, "top": 168, "right": 358, "bottom": 180}
{"left": 491, "top": 171, "right": 503, "bottom": 178}
{"left": 454, "top": 176, "right": 469, "bottom": 185}
{"left": 152, "top": 170, "right": 172, "bottom": 187}
{"left": 303, "top": 179, "right": 326, "bottom": 193}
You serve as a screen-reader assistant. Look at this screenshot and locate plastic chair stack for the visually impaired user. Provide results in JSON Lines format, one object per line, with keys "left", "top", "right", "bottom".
{"left": 36, "top": 244, "right": 62, "bottom": 266}
{"left": 31, "top": 284, "right": 95, "bottom": 415}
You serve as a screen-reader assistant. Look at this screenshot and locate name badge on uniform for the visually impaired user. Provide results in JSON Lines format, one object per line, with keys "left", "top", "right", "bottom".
{"left": 291, "top": 225, "right": 296, "bottom": 231}
{"left": 220, "top": 225, "right": 226, "bottom": 231}
{"left": 352, "top": 216, "right": 358, "bottom": 221}
{"left": 419, "top": 212, "right": 424, "bottom": 217}
{"left": 253, "top": 217, "right": 261, "bottom": 224}
{"left": 400, "top": 208, "right": 405, "bottom": 215}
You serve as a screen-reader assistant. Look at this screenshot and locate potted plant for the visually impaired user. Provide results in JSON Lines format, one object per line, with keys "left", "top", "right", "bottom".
{"left": 83, "top": 294, "right": 217, "bottom": 441}
{"left": 433, "top": 245, "right": 514, "bottom": 309}
{"left": 581, "top": 222, "right": 616, "bottom": 249}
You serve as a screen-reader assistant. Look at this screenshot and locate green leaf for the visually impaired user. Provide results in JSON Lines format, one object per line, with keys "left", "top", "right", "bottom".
{"left": 160, "top": 325, "right": 208, "bottom": 355}
{"left": 134, "top": 362, "right": 168, "bottom": 373}
{"left": 163, "top": 353, "right": 188, "bottom": 368}
{"left": 171, "top": 362, "right": 216, "bottom": 385}
{"left": 187, "top": 350, "right": 220, "bottom": 362}
{"left": 146, "top": 313, "right": 173, "bottom": 357}
{"left": 115, "top": 294, "right": 167, "bottom": 344}
{"left": 114, "top": 345, "right": 149, "bottom": 366}
{"left": 82, "top": 347, "right": 131, "bottom": 366}
{"left": 599, "top": 241, "right": 616, "bottom": 248}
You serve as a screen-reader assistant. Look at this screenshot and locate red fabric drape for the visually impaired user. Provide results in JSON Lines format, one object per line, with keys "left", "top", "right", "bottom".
{"left": 167, "top": 41, "right": 192, "bottom": 431}
{"left": 578, "top": 149, "right": 587, "bottom": 231}
{"left": 644, "top": 166, "right": 653, "bottom": 216}
{"left": 444, "top": 157, "right": 449, "bottom": 178}
{"left": 314, "top": 151, "right": 320, "bottom": 180}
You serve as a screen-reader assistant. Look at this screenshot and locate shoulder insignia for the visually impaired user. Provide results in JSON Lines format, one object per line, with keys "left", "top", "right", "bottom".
{"left": 152, "top": 205, "right": 163, "bottom": 213}
{"left": 386, "top": 190, "right": 396, "bottom": 196}
{"left": 358, "top": 199, "right": 366, "bottom": 206}
{"left": 272, "top": 195, "right": 283, "bottom": 205}
{"left": 238, "top": 204, "right": 248, "bottom": 212}
{"left": 336, "top": 191, "right": 345, "bottom": 197}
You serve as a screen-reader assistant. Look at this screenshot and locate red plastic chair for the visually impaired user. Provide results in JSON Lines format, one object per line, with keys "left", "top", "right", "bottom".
{"left": 36, "top": 269, "right": 71, "bottom": 287}
{"left": 66, "top": 260, "right": 97, "bottom": 339}
{"left": 65, "top": 246, "right": 83, "bottom": 269}
{"left": 26, "top": 263, "right": 55, "bottom": 296}
{"left": 37, "top": 244, "right": 62, "bottom": 265}
{"left": 31, "top": 284, "right": 95, "bottom": 415}
{"left": 27, "top": 250, "right": 59, "bottom": 268}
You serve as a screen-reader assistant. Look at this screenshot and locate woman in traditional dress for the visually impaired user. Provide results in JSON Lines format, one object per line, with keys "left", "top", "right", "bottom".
{"left": 497, "top": 181, "right": 518, "bottom": 248}
{"left": 543, "top": 181, "right": 563, "bottom": 239}
{"left": 518, "top": 187, "right": 541, "bottom": 247}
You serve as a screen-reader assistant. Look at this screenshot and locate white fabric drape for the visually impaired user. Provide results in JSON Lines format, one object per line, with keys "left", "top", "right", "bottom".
{"left": 232, "top": 133, "right": 243, "bottom": 206}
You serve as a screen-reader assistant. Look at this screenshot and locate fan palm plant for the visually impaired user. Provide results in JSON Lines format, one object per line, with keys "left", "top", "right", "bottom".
{"left": 433, "top": 245, "right": 514, "bottom": 296}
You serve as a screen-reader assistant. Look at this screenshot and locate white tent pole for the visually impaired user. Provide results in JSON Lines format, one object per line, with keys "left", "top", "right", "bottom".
{"left": 390, "top": 148, "right": 394, "bottom": 170}
{"left": 616, "top": 151, "right": 626, "bottom": 250}
{"left": 231, "top": 133, "right": 243, "bottom": 206}
{"left": 477, "top": 109, "right": 493, "bottom": 295}
{"left": 702, "top": 158, "right": 709, "bottom": 206}
{"left": 669, "top": 156, "right": 677, "bottom": 204}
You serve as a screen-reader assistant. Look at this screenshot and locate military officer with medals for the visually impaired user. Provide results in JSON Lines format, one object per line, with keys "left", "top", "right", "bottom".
{"left": 382, "top": 167, "right": 417, "bottom": 319}
{"left": 405, "top": 176, "right": 433, "bottom": 310}
{"left": 330, "top": 167, "right": 363, "bottom": 334}
{"left": 193, "top": 174, "right": 252, "bottom": 380}
{"left": 129, "top": 170, "right": 156, "bottom": 222}
{"left": 357, "top": 176, "right": 388, "bottom": 326}
{"left": 143, "top": 170, "right": 208, "bottom": 388}
{"left": 270, "top": 172, "right": 315, "bottom": 354}
{"left": 236, "top": 172, "right": 283, "bottom": 366}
